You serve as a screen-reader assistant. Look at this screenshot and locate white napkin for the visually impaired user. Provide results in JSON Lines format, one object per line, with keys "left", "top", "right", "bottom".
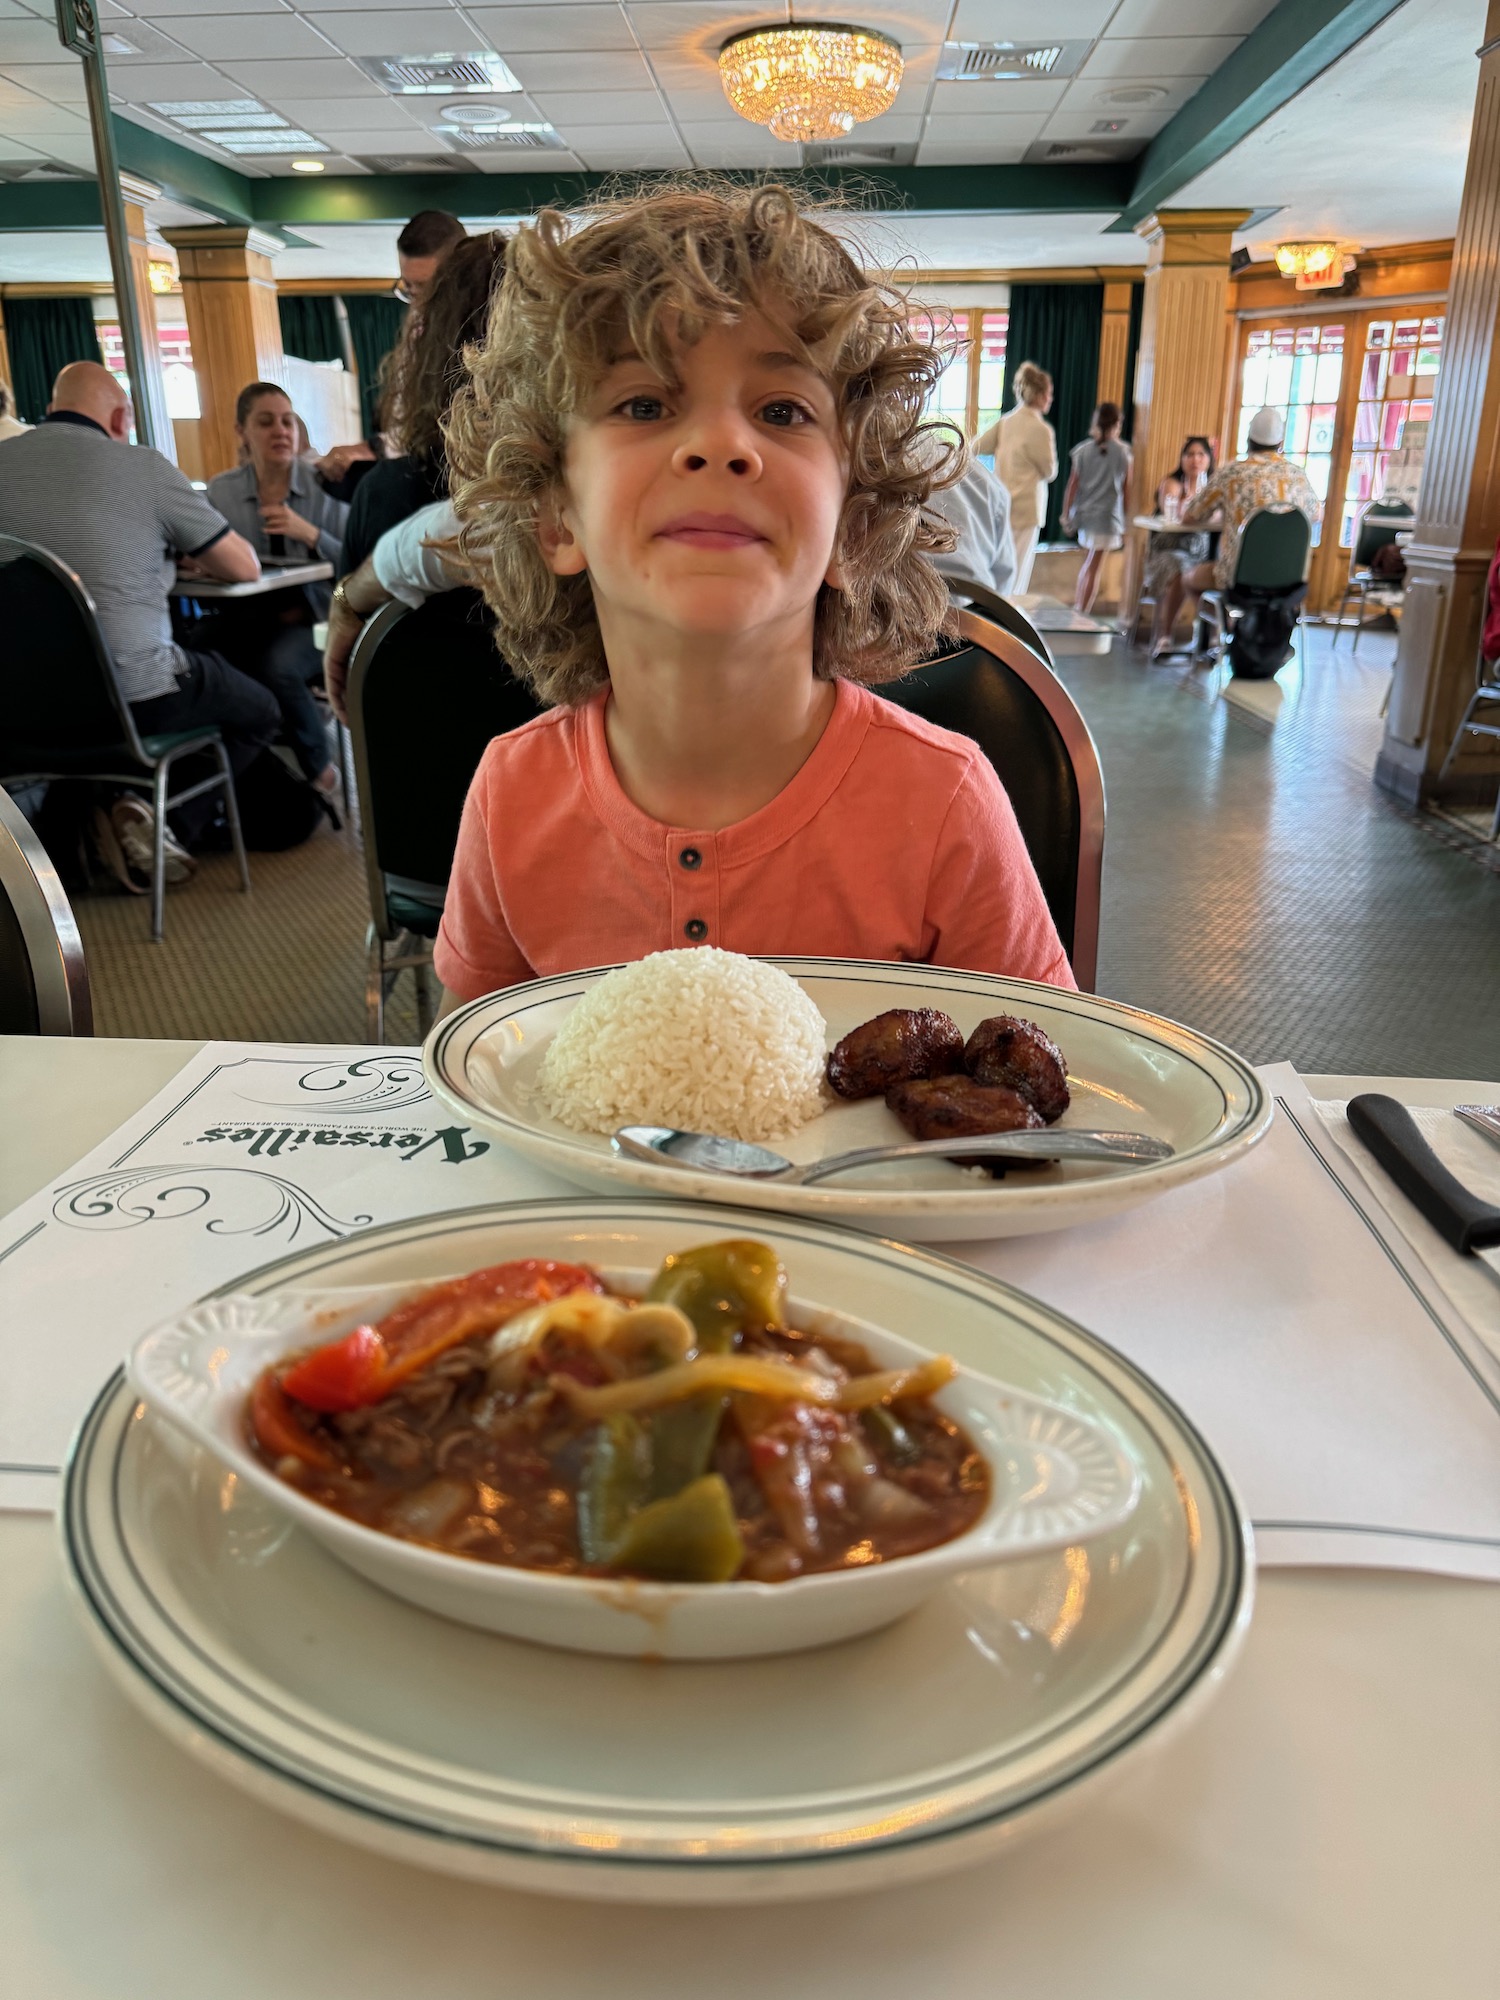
{"left": 1313, "top": 1097, "right": 1500, "bottom": 1357}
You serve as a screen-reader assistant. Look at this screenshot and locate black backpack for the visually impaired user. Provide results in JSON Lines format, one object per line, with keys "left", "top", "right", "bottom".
{"left": 231, "top": 750, "right": 326, "bottom": 850}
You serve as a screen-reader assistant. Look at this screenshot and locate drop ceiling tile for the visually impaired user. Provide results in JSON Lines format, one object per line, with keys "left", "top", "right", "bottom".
{"left": 915, "top": 136, "right": 1027, "bottom": 162}
{"left": 627, "top": 0, "right": 786, "bottom": 51}
{"left": 675, "top": 119, "right": 787, "bottom": 164}
{"left": 838, "top": 0, "right": 953, "bottom": 38}
{"left": 921, "top": 108, "right": 1049, "bottom": 140}
{"left": 301, "top": 9, "right": 477, "bottom": 57}
{"left": 554, "top": 117, "right": 677, "bottom": 144}
{"left": 263, "top": 93, "right": 424, "bottom": 126}
{"left": 926, "top": 76, "right": 1067, "bottom": 112}
{"left": 835, "top": 110, "right": 923, "bottom": 140}
{"left": 1078, "top": 34, "right": 1242, "bottom": 77}
{"left": 4, "top": 60, "right": 96, "bottom": 99}
{"left": 1059, "top": 70, "right": 1205, "bottom": 113}
{"left": 101, "top": 59, "right": 237, "bottom": 98}
{"left": 475, "top": 147, "right": 582, "bottom": 169}
{"left": 466, "top": 6, "right": 638, "bottom": 52}
{"left": 530, "top": 88, "right": 668, "bottom": 122}
{"left": 575, "top": 139, "right": 691, "bottom": 167}
{"left": 506, "top": 48, "right": 652, "bottom": 88}
{"left": 0, "top": 18, "right": 76, "bottom": 56}
{"left": 126, "top": 0, "right": 297, "bottom": 14}
{"left": 1041, "top": 104, "right": 1171, "bottom": 138}
{"left": 160, "top": 11, "right": 335, "bottom": 55}
{"left": 1106, "top": 0, "right": 1276, "bottom": 32}
{"left": 948, "top": 0, "right": 1114, "bottom": 33}
{"left": 653, "top": 85, "right": 735, "bottom": 121}
{"left": 0, "top": 98, "right": 88, "bottom": 127}
{"left": 228, "top": 55, "right": 382, "bottom": 92}
{"left": 320, "top": 124, "right": 449, "bottom": 149}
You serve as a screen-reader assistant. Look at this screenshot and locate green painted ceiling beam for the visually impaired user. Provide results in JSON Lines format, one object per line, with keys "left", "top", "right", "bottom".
{"left": 1112, "top": 0, "right": 1410, "bottom": 232}
{"left": 112, "top": 113, "right": 254, "bottom": 224}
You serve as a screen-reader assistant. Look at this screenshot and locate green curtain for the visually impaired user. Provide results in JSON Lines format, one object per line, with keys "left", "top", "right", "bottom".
{"left": 278, "top": 294, "right": 344, "bottom": 366}
{"left": 6, "top": 296, "right": 103, "bottom": 424}
{"left": 1000, "top": 283, "right": 1103, "bottom": 543}
{"left": 1121, "top": 281, "right": 1144, "bottom": 444}
{"left": 340, "top": 294, "right": 407, "bottom": 439}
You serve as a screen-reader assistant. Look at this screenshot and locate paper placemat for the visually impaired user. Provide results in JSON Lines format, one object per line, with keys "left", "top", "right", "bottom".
{"left": 3, "top": 1047, "right": 1499, "bottom": 1582}
{"left": 0, "top": 1042, "right": 562, "bottom": 1510}
{"left": 1312, "top": 1097, "right": 1500, "bottom": 1358}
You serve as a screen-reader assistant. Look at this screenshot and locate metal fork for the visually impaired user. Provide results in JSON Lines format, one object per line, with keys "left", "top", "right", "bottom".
{"left": 1454, "top": 1105, "right": 1500, "bottom": 1150}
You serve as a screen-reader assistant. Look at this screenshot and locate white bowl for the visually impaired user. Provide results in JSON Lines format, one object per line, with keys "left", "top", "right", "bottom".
{"left": 128, "top": 1273, "right": 1142, "bottom": 1660}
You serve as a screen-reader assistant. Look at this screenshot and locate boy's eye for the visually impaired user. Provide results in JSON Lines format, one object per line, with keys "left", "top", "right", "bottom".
{"left": 759, "top": 399, "right": 812, "bottom": 427}
{"left": 619, "top": 395, "right": 667, "bottom": 421}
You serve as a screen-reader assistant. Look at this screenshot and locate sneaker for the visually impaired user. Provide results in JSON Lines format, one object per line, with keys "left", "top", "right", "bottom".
{"left": 91, "top": 805, "right": 146, "bottom": 895}
{"left": 110, "top": 795, "right": 196, "bottom": 886}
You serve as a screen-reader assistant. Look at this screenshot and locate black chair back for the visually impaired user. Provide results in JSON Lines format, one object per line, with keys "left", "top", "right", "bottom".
{"left": 0, "top": 786, "right": 92, "bottom": 1034}
{"left": 1352, "top": 499, "right": 1414, "bottom": 570}
{"left": 0, "top": 537, "right": 145, "bottom": 768}
{"left": 348, "top": 589, "right": 543, "bottom": 939}
{"left": 1231, "top": 506, "right": 1312, "bottom": 591}
{"left": 881, "top": 608, "right": 1105, "bottom": 988}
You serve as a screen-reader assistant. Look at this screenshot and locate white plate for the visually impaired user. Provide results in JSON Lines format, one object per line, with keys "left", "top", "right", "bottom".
{"left": 424, "top": 959, "right": 1272, "bottom": 1241}
{"left": 62, "top": 1199, "right": 1252, "bottom": 1903}
{"left": 127, "top": 1280, "right": 1142, "bottom": 1659}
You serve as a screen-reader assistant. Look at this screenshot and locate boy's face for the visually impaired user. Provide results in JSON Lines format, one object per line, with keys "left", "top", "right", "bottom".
{"left": 542, "top": 309, "right": 847, "bottom": 655}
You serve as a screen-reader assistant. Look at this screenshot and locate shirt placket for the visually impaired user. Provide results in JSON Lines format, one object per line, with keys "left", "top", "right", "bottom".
{"left": 666, "top": 832, "right": 720, "bottom": 949}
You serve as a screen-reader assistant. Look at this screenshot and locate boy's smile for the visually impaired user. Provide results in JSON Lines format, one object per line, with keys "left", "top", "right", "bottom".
{"left": 541, "top": 310, "right": 847, "bottom": 659}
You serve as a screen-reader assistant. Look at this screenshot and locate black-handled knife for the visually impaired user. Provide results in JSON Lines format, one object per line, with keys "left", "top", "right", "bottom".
{"left": 1347, "top": 1094, "right": 1500, "bottom": 1287}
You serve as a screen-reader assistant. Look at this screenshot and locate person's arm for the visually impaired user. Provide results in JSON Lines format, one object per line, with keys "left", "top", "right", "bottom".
{"left": 1060, "top": 468, "right": 1079, "bottom": 531}
{"left": 193, "top": 530, "right": 261, "bottom": 583}
{"left": 923, "top": 756, "right": 1075, "bottom": 988}
{"left": 322, "top": 554, "right": 393, "bottom": 724}
{"left": 973, "top": 419, "right": 1000, "bottom": 458}
{"left": 1180, "top": 467, "right": 1224, "bottom": 527}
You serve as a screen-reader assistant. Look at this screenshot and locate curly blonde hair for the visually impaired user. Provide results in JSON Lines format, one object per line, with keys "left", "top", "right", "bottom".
{"left": 444, "top": 182, "right": 965, "bottom": 705}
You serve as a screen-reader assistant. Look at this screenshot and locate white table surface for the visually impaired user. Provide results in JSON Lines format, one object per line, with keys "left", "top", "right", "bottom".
{"left": 2, "top": 1037, "right": 1496, "bottom": 1999}
{"left": 171, "top": 560, "right": 333, "bottom": 600}
{"left": 1132, "top": 513, "right": 1218, "bottom": 534}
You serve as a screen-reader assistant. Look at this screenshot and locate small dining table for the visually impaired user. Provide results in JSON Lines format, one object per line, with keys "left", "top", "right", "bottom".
{"left": 0, "top": 1034, "right": 1494, "bottom": 1998}
{"left": 171, "top": 560, "right": 333, "bottom": 601}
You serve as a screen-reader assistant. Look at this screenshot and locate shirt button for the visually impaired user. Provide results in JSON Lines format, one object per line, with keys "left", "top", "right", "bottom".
{"left": 684, "top": 918, "right": 708, "bottom": 942}
{"left": 679, "top": 846, "right": 702, "bottom": 870}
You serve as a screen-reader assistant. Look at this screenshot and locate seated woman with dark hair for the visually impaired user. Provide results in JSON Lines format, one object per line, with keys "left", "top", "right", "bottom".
{"left": 1145, "top": 435, "right": 1215, "bottom": 659}
{"left": 338, "top": 231, "right": 508, "bottom": 577}
{"left": 204, "top": 381, "right": 348, "bottom": 792}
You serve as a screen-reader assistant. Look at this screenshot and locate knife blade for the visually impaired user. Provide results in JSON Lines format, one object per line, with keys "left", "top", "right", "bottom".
{"left": 1346, "top": 1094, "right": 1500, "bottom": 1290}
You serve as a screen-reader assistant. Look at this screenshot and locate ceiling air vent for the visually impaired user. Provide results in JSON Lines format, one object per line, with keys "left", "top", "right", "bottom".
{"left": 935, "top": 40, "right": 1090, "bottom": 81}
{"left": 356, "top": 53, "right": 522, "bottom": 96}
{"left": 802, "top": 139, "right": 917, "bottom": 166}
{"left": 1024, "top": 137, "right": 1135, "bottom": 163}
{"left": 439, "top": 124, "right": 563, "bottom": 151}
{"left": 0, "top": 158, "right": 90, "bottom": 182}
{"left": 359, "top": 155, "right": 471, "bottom": 174}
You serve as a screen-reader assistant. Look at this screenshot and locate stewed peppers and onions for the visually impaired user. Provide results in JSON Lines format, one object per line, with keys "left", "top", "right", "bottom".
{"left": 246, "top": 1242, "right": 988, "bottom": 1585}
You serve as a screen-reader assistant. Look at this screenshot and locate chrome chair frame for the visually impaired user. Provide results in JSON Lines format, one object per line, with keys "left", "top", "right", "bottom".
{"left": 1334, "top": 499, "right": 1414, "bottom": 650}
{"left": 0, "top": 785, "right": 93, "bottom": 1034}
{"left": 0, "top": 536, "right": 251, "bottom": 942}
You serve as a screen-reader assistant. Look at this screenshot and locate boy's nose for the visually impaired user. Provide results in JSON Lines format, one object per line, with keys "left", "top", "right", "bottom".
{"left": 672, "top": 413, "right": 762, "bottom": 479}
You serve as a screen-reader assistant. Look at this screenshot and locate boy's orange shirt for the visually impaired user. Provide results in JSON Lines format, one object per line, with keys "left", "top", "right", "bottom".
{"left": 434, "top": 678, "right": 1076, "bottom": 998}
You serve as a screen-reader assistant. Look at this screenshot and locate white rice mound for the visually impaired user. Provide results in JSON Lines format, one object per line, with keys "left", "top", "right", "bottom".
{"left": 537, "top": 949, "right": 829, "bottom": 1143}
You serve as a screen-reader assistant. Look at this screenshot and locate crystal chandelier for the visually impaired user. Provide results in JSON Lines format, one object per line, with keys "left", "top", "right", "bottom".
{"left": 718, "top": 22, "right": 904, "bottom": 143}
{"left": 1274, "top": 241, "right": 1341, "bottom": 281}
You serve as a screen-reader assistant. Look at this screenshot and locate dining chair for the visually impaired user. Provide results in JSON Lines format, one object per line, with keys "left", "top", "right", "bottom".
{"left": 881, "top": 606, "right": 1106, "bottom": 991}
{"left": 1436, "top": 640, "right": 1500, "bottom": 841}
{"left": 1194, "top": 506, "right": 1313, "bottom": 679}
{"left": 0, "top": 784, "right": 93, "bottom": 1035}
{"left": 0, "top": 536, "right": 251, "bottom": 943}
{"left": 346, "top": 587, "right": 543, "bottom": 1041}
{"left": 937, "top": 576, "right": 1056, "bottom": 667}
{"left": 1335, "top": 499, "right": 1414, "bottom": 649}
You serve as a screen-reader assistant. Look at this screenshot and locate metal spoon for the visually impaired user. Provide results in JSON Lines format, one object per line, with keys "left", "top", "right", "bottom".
{"left": 612, "top": 1124, "right": 1174, "bottom": 1185}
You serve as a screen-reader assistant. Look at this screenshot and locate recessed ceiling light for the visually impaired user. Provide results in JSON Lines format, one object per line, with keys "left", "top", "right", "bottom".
{"left": 206, "top": 131, "right": 327, "bottom": 155}
{"left": 148, "top": 99, "right": 264, "bottom": 117}
{"left": 1096, "top": 84, "right": 1166, "bottom": 106}
{"left": 290, "top": 158, "right": 325, "bottom": 173}
{"left": 438, "top": 100, "right": 512, "bottom": 125}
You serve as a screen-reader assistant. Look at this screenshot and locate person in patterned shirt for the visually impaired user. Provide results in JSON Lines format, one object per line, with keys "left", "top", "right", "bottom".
{"left": 1178, "top": 405, "right": 1322, "bottom": 605}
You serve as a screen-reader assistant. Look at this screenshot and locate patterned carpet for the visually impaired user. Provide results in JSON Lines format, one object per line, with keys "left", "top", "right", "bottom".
{"left": 66, "top": 624, "right": 1499, "bottom": 1076}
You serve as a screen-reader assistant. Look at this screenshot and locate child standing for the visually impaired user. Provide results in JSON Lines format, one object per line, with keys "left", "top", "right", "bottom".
{"left": 1062, "top": 402, "right": 1132, "bottom": 615}
{"left": 432, "top": 185, "right": 1075, "bottom": 1007}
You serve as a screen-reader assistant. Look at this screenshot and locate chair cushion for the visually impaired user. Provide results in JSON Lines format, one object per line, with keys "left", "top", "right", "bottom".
{"left": 386, "top": 887, "right": 444, "bottom": 937}
{"left": 138, "top": 728, "right": 223, "bottom": 758}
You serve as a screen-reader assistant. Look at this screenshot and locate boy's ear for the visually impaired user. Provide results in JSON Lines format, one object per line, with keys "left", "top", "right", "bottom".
{"left": 538, "top": 494, "right": 589, "bottom": 577}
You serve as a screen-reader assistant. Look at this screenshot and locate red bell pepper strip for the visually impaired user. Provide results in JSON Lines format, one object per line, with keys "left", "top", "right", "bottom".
{"left": 274, "top": 1259, "right": 606, "bottom": 1415}
{"left": 248, "top": 1369, "right": 343, "bottom": 1471}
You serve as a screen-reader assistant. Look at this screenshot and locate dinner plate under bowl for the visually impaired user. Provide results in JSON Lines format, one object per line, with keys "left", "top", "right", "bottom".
{"left": 425, "top": 960, "right": 1271, "bottom": 1241}
{"left": 61, "top": 1199, "right": 1252, "bottom": 1905}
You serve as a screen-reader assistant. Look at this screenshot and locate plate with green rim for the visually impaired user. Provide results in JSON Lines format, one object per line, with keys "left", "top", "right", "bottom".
{"left": 61, "top": 1197, "right": 1253, "bottom": 1904}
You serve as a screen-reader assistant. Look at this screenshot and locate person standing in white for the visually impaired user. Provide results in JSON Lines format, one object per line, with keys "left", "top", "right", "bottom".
{"left": 975, "top": 361, "right": 1057, "bottom": 593}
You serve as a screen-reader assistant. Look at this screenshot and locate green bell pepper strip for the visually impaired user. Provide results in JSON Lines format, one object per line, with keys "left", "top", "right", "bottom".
{"left": 606, "top": 1474, "right": 745, "bottom": 1583}
{"left": 576, "top": 1411, "right": 652, "bottom": 1567}
{"left": 643, "top": 1240, "right": 788, "bottom": 1501}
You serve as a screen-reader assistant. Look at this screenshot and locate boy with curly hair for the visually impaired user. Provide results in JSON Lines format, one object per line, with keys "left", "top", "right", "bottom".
{"left": 428, "top": 183, "right": 1073, "bottom": 1003}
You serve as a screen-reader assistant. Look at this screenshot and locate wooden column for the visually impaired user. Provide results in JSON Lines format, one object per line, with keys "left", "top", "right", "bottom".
{"left": 1123, "top": 209, "right": 1251, "bottom": 613}
{"left": 161, "top": 225, "right": 285, "bottom": 479}
{"left": 0, "top": 295, "right": 13, "bottom": 406}
{"left": 119, "top": 173, "right": 173, "bottom": 463}
{"left": 1096, "top": 278, "right": 1134, "bottom": 409}
{"left": 1376, "top": 0, "right": 1500, "bottom": 807}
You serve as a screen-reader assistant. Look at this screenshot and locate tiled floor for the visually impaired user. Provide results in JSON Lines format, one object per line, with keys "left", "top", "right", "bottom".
{"left": 67, "top": 622, "right": 1499, "bottom": 1077}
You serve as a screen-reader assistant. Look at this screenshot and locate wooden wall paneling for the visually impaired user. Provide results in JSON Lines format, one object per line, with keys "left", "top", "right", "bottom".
{"left": 1378, "top": 2, "right": 1500, "bottom": 804}
{"left": 1096, "top": 278, "right": 1133, "bottom": 409}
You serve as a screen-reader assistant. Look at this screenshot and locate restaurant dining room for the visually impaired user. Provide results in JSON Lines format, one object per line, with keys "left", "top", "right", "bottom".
{"left": 2, "top": 0, "right": 1498, "bottom": 1990}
